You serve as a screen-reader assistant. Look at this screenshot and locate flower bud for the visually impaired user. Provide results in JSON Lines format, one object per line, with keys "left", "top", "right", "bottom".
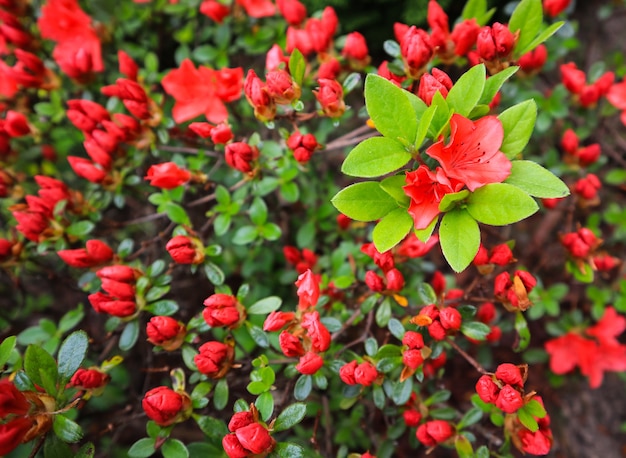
{"left": 574, "top": 173, "right": 601, "bottom": 200}
{"left": 142, "top": 386, "right": 189, "bottom": 426}
{"left": 200, "top": 0, "right": 231, "bottom": 23}
{"left": 354, "top": 362, "right": 378, "bottom": 386}
{"left": 495, "top": 363, "right": 524, "bottom": 386}
{"left": 313, "top": 78, "right": 345, "bottom": 118}
{"left": 276, "top": 0, "right": 307, "bottom": 26}
{"left": 263, "top": 311, "right": 295, "bottom": 331}
{"left": 145, "top": 162, "right": 191, "bottom": 189}
{"left": 166, "top": 235, "right": 204, "bottom": 264}
{"left": 400, "top": 26, "right": 433, "bottom": 77}
{"left": 118, "top": 50, "right": 138, "bottom": 81}
{"left": 70, "top": 368, "right": 109, "bottom": 390}
{"left": 489, "top": 244, "right": 515, "bottom": 266}
{"left": 402, "top": 349, "right": 424, "bottom": 369}
{"left": 560, "top": 62, "right": 586, "bottom": 94}
{"left": 561, "top": 129, "right": 579, "bottom": 154}
{"left": 296, "top": 351, "right": 324, "bottom": 375}
{"left": 339, "top": 360, "right": 358, "bottom": 385}
{"left": 385, "top": 268, "right": 405, "bottom": 292}
{"left": 225, "top": 142, "right": 258, "bottom": 173}
{"left": 266, "top": 69, "right": 301, "bottom": 104}
{"left": 450, "top": 19, "right": 480, "bottom": 56}
{"left": 194, "top": 341, "right": 233, "bottom": 378}
{"left": 211, "top": 123, "right": 234, "bottom": 144}
{"left": 544, "top": 0, "right": 571, "bottom": 16}
{"left": 365, "top": 270, "right": 385, "bottom": 292}
{"left": 301, "top": 311, "right": 330, "bottom": 352}
{"left": 439, "top": 307, "right": 461, "bottom": 331}
{"left": 88, "top": 292, "right": 136, "bottom": 317}
{"left": 402, "top": 331, "right": 424, "bottom": 349}
{"left": 416, "top": 420, "right": 454, "bottom": 446}
{"left": 146, "top": 316, "right": 186, "bottom": 350}
{"left": 475, "top": 375, "right": 499, "bottom": 403}
{"left": 67, "top": 157, "right": 107, "bottom": 183}
{"left": 518, "top": 44, "right": 547, "bottom": 74}
{"left": 235, "top": 422, "right": 274, "bottom": 454}
{"left": 279, "top": 331, "right": 305, "bottom": 357}
{"left": 228, "top": 411, "right": 255, "bottom": 432}
{"left": 203, "top": 294, "right": 243, "bottom": 328}
{"left": 403, "top": 409, "right": 422, "bottom": 427}
{"left": 342, "top": 31, "right": 369, "bottom": 62}
{"left": 495, "top": 384, "right": 524, "bottom": 413}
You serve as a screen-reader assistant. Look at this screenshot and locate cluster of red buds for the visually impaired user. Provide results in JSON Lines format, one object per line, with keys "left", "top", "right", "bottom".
{"left": 473, "top": 242, "right": 516, "bottom": 275}
{"left": 361, "top": 243, "right": 405, "bottom": 294}
{"left": 493, "top": 270, "right": 536, "bottom": 312}
{"left": 224, "top": 142, "right": 260, "bottom": 174}
{"left": 416, "top": 420, "right": 455, "bottom": 448}
{"left": 88, "top": 265, "right": 140, "bottom": 318}
{"left": 57, "top": 239, "right": 114, "bottom": 268}
{"left": 410, "top": 303, "right": 462, "bottom": 341}
{"left": 285, "top": 6, "right": 337, "bottom": 56}
{"left": 560, "top": 61, "right": 614, "bottom": 108}
{"left": 263, "top": 269, "right": 330, "bottom": 375}
{"left": 560, "top": 129, "right": 601, "bottom": 167}
{"left": 476, "top": 363, "right": 528, "bottom": 413}
{"left": 339, "top": 359, "right": 380, "bottom": 387}
{"left": 223, "top": 404, "right": 276, "bottom": 458}
{"left": 244, "top": 67, "right": 301, "bottom": 122}
{"left": 573, "top": 172, "right": 601, "bottom": 203}
{"left": 286, "top": 131, "right": 320, "bottom": 163}
{"left": 195, "top": 340, "right": 235, "bottom": 378}
{"left": 203, "top": 293, "right": 247, "bottom": 329}
{"left": 10, "top": 176, "right": 79, "bottom": 242}
{"left": 283, "top": 245, "right": 317, "bottom": 274}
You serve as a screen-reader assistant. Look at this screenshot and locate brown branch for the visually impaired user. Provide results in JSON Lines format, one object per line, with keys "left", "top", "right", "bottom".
{"left": 446, "top": 337, "right": 488, "bottom": 375}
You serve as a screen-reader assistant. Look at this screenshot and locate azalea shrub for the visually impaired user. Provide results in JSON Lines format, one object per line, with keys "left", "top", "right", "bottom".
{"left": 1, "top": 0, "right": 626, "bottom": 457}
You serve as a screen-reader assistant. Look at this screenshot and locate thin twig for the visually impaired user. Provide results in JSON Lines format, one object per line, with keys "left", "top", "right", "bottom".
{"left": 158, "top": 145, "right": 220, "bottom": 157}
{"left": 446, "top": 338, "right": 488, "bottom": 375}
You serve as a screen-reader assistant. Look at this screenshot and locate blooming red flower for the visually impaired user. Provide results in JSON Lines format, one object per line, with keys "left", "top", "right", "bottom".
{"left": 199, "top": 0, "right": 231, "bottom": 23}
{"left": 300, "top": 311, "right": 330, "bottom": 352}
{"left": 0, "top": 417, "right": 32, "bottom": 456}
{"left": 236, "top": 0, "right": 275, "bottom": 18}
{"left": 0, "top": 379, "right": 30, "bottom": 417}
{"left": 57, "top": 240, "right": 114, "bottom": 268}
{"left": 426, "top": 114, "right": 511, "bottom": 192}
{"left": 161, "top": 59, "right": 242, "bottom": 124}
{"left": 403, "top": 165, "right": 463, "bottom": 230}
{"left": 295, "top": 269, "right": 320, "bottom": 310}
{"left": 144, "top": 162, "right": 191, "bottom": 189}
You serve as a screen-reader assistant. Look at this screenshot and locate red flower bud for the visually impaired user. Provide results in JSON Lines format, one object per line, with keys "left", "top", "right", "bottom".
{"left": 194, "top": 341, "right": 233, "bottom": 377}
{"left": 400, "top": 26, "right": 433, "bottom": 76}
{"left": 403, "top": 409, "right": 422, "bottom": 427}
{"left": 88, "top": 292, "right": 136, "bottom": 317}
{"left": 402, "top": 331, "right": 425, "bottom": 349}
{"left": 402, "top": 349, "right": 424, "bottom": 369}
{"left": 225, "top": 142, "right": 258, "bottom": 173}
{"left": 266, "top": 69, "right": 300, "bottom": 104}
{"left": 279, "top": 331, "right": 305, "bottom": 357}
{"left": 339, "top": 360, "right": 358, "bottom": 385}
{"left": 0, "top": 379, "right": 31, "bottom": 417}
{"left": 428, "top": 321, "right": 447, "bottom": 341}
{"left": 318, "top": 57, "right": 341, "bottom": 80}
{"left": 235, "top": 422, "right": 274, "bottom": 454}
{"left": 365, "top": 270, "right": 385, "bottom": 292}
{"left": 417, "top": 68, "right": 452, "bottom": 105}
{"left": 4, "top": 111, "right": 30, "bottom": 137}
{"left": 354, "top": 361, "right": 378, "bottom": 386}
{"left": 0, "top": 417, "right": 32, "bottom": 456}
{"left": 211, "top": 123, "right": 234, "bottom": 144}
{"left": 476, "top": 302, "right": 496, "bottom": 324}
{"left": 475, "top": 375, "right": 499, "bottom": 403}
{"left": 166, "top": 235, "right": 204, "bottom": 264}
{"left": 495, "top": 363, "right": 524, "bottom": 386}
{"left": 142, "top": 386, "right": 185, "bottom": 426}
{"left": 301, "top": 311, "right": 330, "bottom": 352}
{"left": 228, "top": 411, "right": 255, "bottom": 432}
{"left": 544, "top": 0, "right": 571, "bottom": 16}
{"left": 67, "top": 156, "right": 107, "bottom": 183}
{"left": 118, "top": 50, "right": 138, "bottom": 81}
{"left": 342, "top": 31, "right": 369, "bottom": 61}
{"left": 495, "top": 384, "right": 524, "bottom": 413}
{"left": 244, "top": 69, "right": 275, "bottom": 122}
{"left": 146, "top": 316, "right": 186, "bottom": 350}
{"left": 188, "top": 122, "right": 214, "bottom": 138}
{"left": 439, "top": 307, "right": 461, "bottom": 331}
{"left": 416, "top": 420, "right": 454, "bottom": 446}
{"left": 574, "top": 173, "right": 601, "bottom": 200}
{"left": 450, "top": 19, "right": 480, "bottom": 56}
{"left": 560, "top": 129, "right": 579, "bottom": 154}
{"left": 560, "top": 62, "right": 586, "bottom": 94}
{"left": 296, "top": 351, "right": 324, "bottom": 375}
{"left": 276, "top": 0, "right": 307, "bottom": 26}
{"left": 70, "top": 368, "right": 109, "bottom": 389}
{"left": 203, "top": 294, "right": 242, "bottom": 328}
{"left": 313, "top": 78, "right": 345, "bottom": 118}
{"left": 145, "top": 162, "right": 191, "bottom": 189}
{"left": 518, "top": 44, "right": 548, "bottom": 74}
{"left": 200, "top": 0, "right": 231, "bottom": 23}
{"left": 577, "top": 144, "right": 601, "bottom": 166}
{"left": 385, "top": 268, "right": 405, "bottom": 292}
{"left": 263, "top": 311, "right": 295, "bottom": 331}
{"left": 489, "top": 244, "right": 515, "bottom": 266}
{"left": 295, "top": 269, "right": 320, "bottom": 310}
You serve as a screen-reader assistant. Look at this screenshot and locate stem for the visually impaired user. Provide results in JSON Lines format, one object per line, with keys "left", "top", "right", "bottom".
{"left": 446, "top": 338, "right": 488, "bottom": 375}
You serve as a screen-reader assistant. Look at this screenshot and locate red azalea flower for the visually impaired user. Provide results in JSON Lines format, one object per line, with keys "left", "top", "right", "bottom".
{"left": 144, "top": 162, "right": 191, "bottom": 189}
{"left": 200, "top": 0, "right": 231, "bottom": 23}
{"left": 161, "top": 59, "right": 242, "bottom": 124}
{"left": 426, "top": 114, "right": 511, "bottom": 191}
{"left": 301, "top": 311, "right": 330, "bottom": 352}
{"left": 295, "top": 269, "right": 320, "bottom": 310}
{"left": 236, "top": 0, "right": 275, "bottom": 17}
{"left": 403, "top": 165, "right": 463, "bottom": 230}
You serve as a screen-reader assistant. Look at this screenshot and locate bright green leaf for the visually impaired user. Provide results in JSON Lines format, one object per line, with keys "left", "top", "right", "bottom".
{"left": 439, "top": 209, "right": 480, "bottom": 273}
{"left": 331, "top": 182, "right": 399, "bottom": 222}
{"left": 273, "top": 403, "right": 307, "bottom": 432}
{"left": 438, "top": 190, "right": 470, "bottom": 212}
{"left": 467, "top": 183, "right": 538, "bottom": 225}
{"left": 53, "top": 415, "right": 83, "bottom": 443}
{"left": 0, "top": 336, "right": 16, "bottom": 368}
{"left": 446, "top": 64, "right": 486, "bottom": 117}
{"left": 509, "top": 0, "right": 543, "bottom": 57}
{"left": 479, "top": 66, "right": 519, "bottom": 105}
{"left": 341, "top": 137, "right": 411, "bottom": 178}
{"left": 498, "top": 99, "right": 537, "bottom": 159}
{"left": 119, "top": 320, "right": 140, "bottom": 351}
{"left": 380, "top": 175, "right": 410, "bottom": 206}
{"left": 364, "top": 74, "right": 418, "bottom": 143}
{"left": 24, "top": 344, "right": 58, "bottom": 389}
{"left": 57, "top": 330, "right": 88, "bottom": 382}
{"left": 372, "top": 208, "right": 413, "bottom": 253}
{"left": 414, "top": 103, "right": 438, "bottom": 148}
{"left": 517, "top": 406, "right": 539, "bottom": 432}
{"left": 460, "top": 322, "right": 491, "bottom": 341}
{"left": 288, "top": 49, "right": 306, "bottom": 86}
{"left": 462, "top": 0, "right": 487, "bottom": 19}
{"left": 294, "top": 374, "right": 312, "bottom": 401}
{"left": 247, "top": 296, "right": 282, "bottom": 315}
{"left": 517, "top": 21, "right": 564, "bottom": 56}
{"left": 514, "top": 311, "right": 531, "bottom": 352}
{"left": 505, "top": 160, "right": 570, "bottom": 198}
{"left": 256, "top": 391, "right": 274, "bottom": 421}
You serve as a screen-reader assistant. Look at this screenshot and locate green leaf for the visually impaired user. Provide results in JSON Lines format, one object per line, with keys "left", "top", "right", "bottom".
{"left": 505, "top": 160, "right": 570, "bottom": 198}
{"left": 509, "top": 0, "right": 543, "bottom": 57}
{"left": 514, "top": 311, "right": 531, "bottom": 352}
{"left": 331, "top": 182, "right": 398, "bottom": 222}
{"left": 387, "top": 318, "right": 405, "bottom": 340}
{"left": 162, "top": 439, "right": 189, "bottom": 458}
{"left": 479, "top": 66, "right": 519, "bottom": 106}
{"left": 119, "top": 320, "right": 140, "bottom": 351}
{"left": 214, "top": 378, "right": 229, "bottom": 410}
{"left": 341, "top": 137, "right": 411, "bottom": 178}
{"left": 232, "top": 226, "right": 258, "bottom": 245}
{"left": 383, "top": 40, "right": 401, "bottom": 58}
{"left": 458, "top": 407, "right": 484, "bottom": 429}
{"left": 249, "top": 197, "right": 268, "bottom": 226}
{"left": 260, "top": 223, "right": 282, "bottom": 241}
{"left": 462, "top": 0, "right": 487, "bottom": 19}
{"left": 476, "top": 445, "right": 490, "bottom": 458}
{"left": 195, "top": 415, "right": 229, "bottom": 440}
{"left": 274, "top": 403, "right": 307, "bottom": 432}
{"left": 273, "top": 442, "right": 306, "bottom": 458}
{"left": 460, "top": 322, "right": 491, "bottom": 341}
{"left": 343, "top": 73, "right": 361, "bottom": 94}
{"left": 247, "top": 381, "right": 268, "bottom": 395}
{"left": 525, "top": 399, "right": 547, "bottom": 418}
{"left": 390, "top": 378, "right": 413, "bottom": 405}
{"left": 145, "top": 285, "right": 170, "bottom": 302}
{"left": 75, "top": 442, "right": 95, "bottom": 458}
{"left": 376, "top": 298, "right": 392, "bottom": 327}
{"left": 247, "top": 323, "right": 269, "bottom": 348}
{"left": 439, "top": 209, "right": 480, "bottom": 273}
{"left": 364, "top": 74, "right": 417, "bottom": 143}
{"left": 248, "top": 296, "right": 282, "bottom": 315}
{"left": 57, "top": 330, "right": 89, "bottom": 382}
{"left": 414, "top": 103, "right": 438, "bottom": 148}
{"left": 128, "top": 438, "right": 157, "bottom": 458}
{"left": 517, "top": 21, "right": 564, "bottom": 56}
{"left": 288, "top": 48, "right": 306, "bottom": 86}
{"left": 446, "top": 64, "right": 486, "bottom": 117}
{"left": 65, "top": 220, "right": 95, "bottom": 237}
{"left": 372, "top": 208, "right": 413, "bottom": 253}
{"left": 256, "top": 391, "right": 274, "bottom": 421}
{"left": 455, "top": 435, "right": 474, "bottom": 458}
{"left": 24, "top": 344, "right": 58, "bottom": 389}
{"left": 428, "top": 91, "right": 453, "bottom": 138}
{"left": 425, "top": 389, "right": 451, "bottom": 406}
{"left": 146, "top": 300, "right": 179, "bottom": 316}
{"left": 294, "top": 374, "right": 312, "bottom": 401}
{"left": 467, "top": 183, "right": 538, "bottom": 226}
{"left": 164, "top": 202, "right": 190, "bottom": 225}
{"left": 414, "top": 217, "right": 437, "bottom": 243}
{"left": 58, "top": 304, "right": 84, "bottom": 333}
{"left": 0, "top": 336, "right": 16, "bottom": 368}
{"left": 438, "top": 190, "right": 470, "bottom": 212}
{"left": 373, "top": 384, "right": 386, "bottom": 409}
{"left": 498, "top": 99, "right": 537, "bottom": 158}
{"left": 53, "top": 415, "right": 83, "bottom": 443}
{"left": 418, "top": 282, "right": 437, "bottom": 305}
{"left": 204, "top": 261, "right": 225, "bottom": 286}
{"left": 380, "top": 175, "right": 410, "bottom": 206}
{"left": 517, "top": 407, "right": 539, "bottom": 432}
